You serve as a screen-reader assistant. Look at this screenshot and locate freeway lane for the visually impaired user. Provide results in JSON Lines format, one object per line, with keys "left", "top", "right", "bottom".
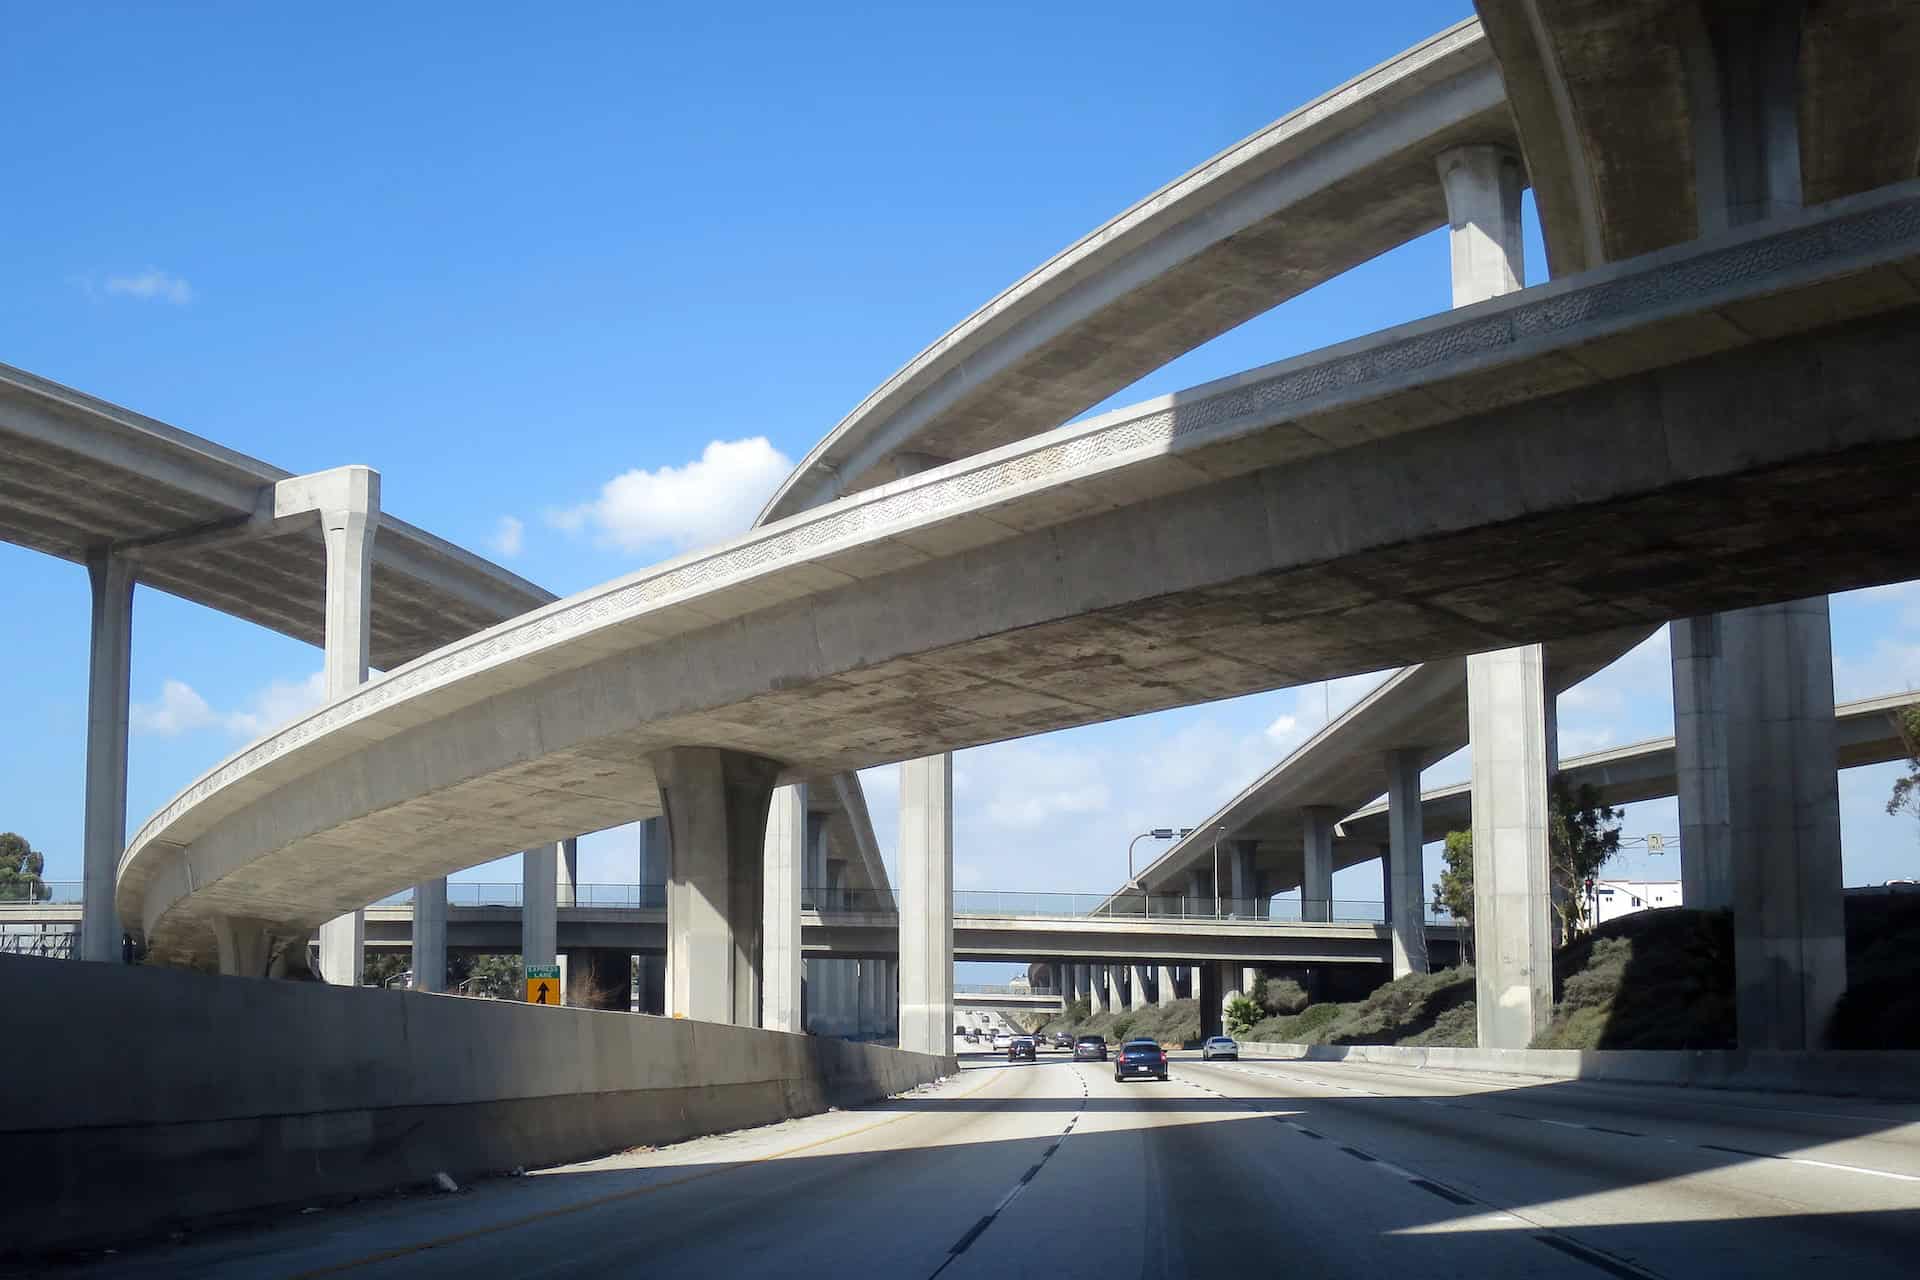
{"left": 52, "top": 1049, "right": 1920, "bottom": 1278}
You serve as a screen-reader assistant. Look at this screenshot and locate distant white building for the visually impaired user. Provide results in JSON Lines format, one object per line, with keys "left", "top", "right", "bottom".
{"left": 1592, "top": 878, "right": 1683, "bottom": 925}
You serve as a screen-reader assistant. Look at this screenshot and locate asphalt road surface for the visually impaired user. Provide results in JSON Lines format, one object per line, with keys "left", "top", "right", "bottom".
{"left": 58, "top": 1046, "right": 1920, "bottom": 1278}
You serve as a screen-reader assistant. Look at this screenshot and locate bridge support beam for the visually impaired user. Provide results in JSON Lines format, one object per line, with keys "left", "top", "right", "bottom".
{"left": 1302, "top": 807, "right": 1337, "bottom": 923}
{"left": 522, "top": 842, "right": 558, "bottom": 971}
{"left": 1384, "top": 749, "right": 1430, "bottom": 979}
{"left": 1468, "top": 645, "right": 1555, "bottom": 1049}
{"left": 762, "top": 783, "right": 806, "bottom": 1033}
{"left": 291, "top": 467, "right": 381, "bottom": 988}
{"left": 1227, "top": 841, "right": 1264, "bottom": 917}
{"left": 898, "top": 754, "right": 954, "bottom": 1057}
{"left": 412, "top": 876, "right": 447, "bottom": 992}
{"left": 1724, "top": 600, "right": 1845, "bottom": 1049}
{"left": 81, "top": 552, "right": 134, "bottom": 963}
{"left": 1198, "top": 963, "right": 1222, "bottom": 1039}
{"left": 1089, "top": 964, "right": 1106, "bottom": 1016}
{"left": 652, "top": 746, "right": 783, "bottom": 1026}
{"left": 1158, "top": 962, "right": 1177, "bottom": 1008}
{"left": 1185, "top": 868, "right": 1212, "bottom": 917}
{"left": 1436, "top": 142, "right": 1552, "bottom": 1048}
{"left": 1129, "top": 962, "right": 1150, "bottom": 1012}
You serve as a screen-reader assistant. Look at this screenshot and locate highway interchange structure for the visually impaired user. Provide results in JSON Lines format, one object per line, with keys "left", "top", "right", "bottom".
{"left": 10, "top": 2, "right": 1920, "bottom": 1264}
{"left": 22, "top": 5, "right": 1912, "bottom": 1054}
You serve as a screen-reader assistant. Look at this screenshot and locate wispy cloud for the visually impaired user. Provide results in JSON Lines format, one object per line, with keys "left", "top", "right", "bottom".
{"left": 550, "top": 437, "right": 793, "bottom": 554}
{"left": 131, "top": 671, "right": 326, "bottom": 739}
{"left": 489, "top": 515, "right": 525, "bottom": 558}
{"left": 101, "top": 268, "right": 194, "bottom": 305}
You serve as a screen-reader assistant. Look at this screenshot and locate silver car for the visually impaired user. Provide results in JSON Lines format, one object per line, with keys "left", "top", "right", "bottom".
{"left": 1201, "top": 1035, "right": 1239, "bottom": 1061}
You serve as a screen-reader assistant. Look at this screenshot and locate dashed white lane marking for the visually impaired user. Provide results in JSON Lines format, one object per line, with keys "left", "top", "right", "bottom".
{"left": 1173, "top": 1065, "right": 1663, "bottom": 1277}
{"left": 1196, "top": 1059, "right": 1920, "bottom": 1184}
{"left": 926, "top": 1065, "right": 1091, "bottom": 1279}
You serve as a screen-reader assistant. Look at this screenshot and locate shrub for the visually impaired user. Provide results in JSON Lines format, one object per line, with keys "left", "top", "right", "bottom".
{"left": 1261, "top": 978, "right": 1310, "bottom": 1015}
{"left": 1109, "top": 1014, "right": 1136, "bottom": 1042}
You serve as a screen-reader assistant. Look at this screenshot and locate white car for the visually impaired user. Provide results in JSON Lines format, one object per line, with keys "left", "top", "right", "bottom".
{"left": 991, "top": 1031, "right": 1012, "bottom": 1050}
{"left": 1201, "top": 1035, "right": 1239, "bottom": 1061}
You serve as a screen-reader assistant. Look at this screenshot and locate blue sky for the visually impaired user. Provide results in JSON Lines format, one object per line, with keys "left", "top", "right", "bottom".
{"left": 3, "top": 3, "right": 1916, "bottom": 982}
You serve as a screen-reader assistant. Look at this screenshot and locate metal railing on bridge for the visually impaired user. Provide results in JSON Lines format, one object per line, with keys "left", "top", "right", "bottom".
{"left": 0, "top": 881, "right": 82, "bottom": 904}
{"left": 356, "top": 883, "right": 1458, "bottom": 926}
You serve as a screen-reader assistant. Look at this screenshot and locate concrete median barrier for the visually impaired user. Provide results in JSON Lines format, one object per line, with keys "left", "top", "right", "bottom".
{"left": 0, "top": 954, "right": 950, "bottom": 1257}
{"left": 1237, "top": 1040, "right": 1920, "bottom": 1099}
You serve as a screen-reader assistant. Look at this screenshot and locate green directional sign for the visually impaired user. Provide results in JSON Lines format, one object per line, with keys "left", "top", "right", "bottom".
{"left": 525, "top": 965, "right": 562, "bottom": 1005}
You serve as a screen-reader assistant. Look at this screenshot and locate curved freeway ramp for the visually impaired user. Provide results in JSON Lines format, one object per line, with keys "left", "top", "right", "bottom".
{"left": 118, "top": 188, "right": 1920, "bottom": 967}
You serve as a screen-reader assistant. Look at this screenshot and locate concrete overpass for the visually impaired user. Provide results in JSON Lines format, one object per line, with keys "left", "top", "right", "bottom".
{"left": 1338, "top": 689, "right": 1920, "bottom": 847}
{"left": 954, "top": 988, "right": 1063, "bottom": 1013}
{"left": 117, "top": 186, "right": 1920, "bottom": 975}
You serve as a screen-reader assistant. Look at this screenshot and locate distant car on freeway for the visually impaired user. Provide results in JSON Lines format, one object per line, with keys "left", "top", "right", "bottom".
{"left": 1053, "top": 1031, "right": 1074, "bottom": 1049}
{"left": 1008, "top": 1035, "right": 1037, "bottom": 1062}
{"left": 992, "top": 1031, "right": 1012, "bottom": 1051}
{"left": 1073, "top": 1033, "right": 1107, "bottom": 1061}
{"left": 1114, "top": 1039, "right": 1169, "bottom": 1082}
{"left": 1201, "top": 1035, "right": 1239, "bottom": 1061}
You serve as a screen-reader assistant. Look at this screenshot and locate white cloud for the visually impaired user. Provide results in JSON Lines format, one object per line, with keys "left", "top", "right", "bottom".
{"left": 489, "top": 515, "right": 525, "bottom": 558}
{"left": 102, "top": 268, "right": 193, "bottom": 305}
{"left": 131, "top": 671, "right": 326, "bottom": 739}
{"left": 551, "top": 437, "right": 793, "bottom": 554}
{"left": 129, "top": 679, "right": 219, "bottom": 735}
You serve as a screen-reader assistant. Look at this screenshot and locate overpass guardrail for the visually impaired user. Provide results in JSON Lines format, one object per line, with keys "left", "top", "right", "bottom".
{"left": 355, "top": 884, "right": 1456, "bottom": 926}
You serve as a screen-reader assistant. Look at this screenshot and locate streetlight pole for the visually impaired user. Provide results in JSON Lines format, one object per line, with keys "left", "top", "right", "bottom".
{"left": 1127, "top": 827, "right": 1195, "bottom": 918}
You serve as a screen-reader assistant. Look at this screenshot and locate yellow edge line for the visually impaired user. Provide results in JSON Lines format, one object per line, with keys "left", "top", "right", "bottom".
{"left": 290, "top": 1065, "right": 1007, "bottom": 1278}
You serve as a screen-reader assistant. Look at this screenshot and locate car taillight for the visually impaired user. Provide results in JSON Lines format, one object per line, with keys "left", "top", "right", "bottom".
{"left": 1160, "top": 1051, "right": 1168, "bottom": 1062}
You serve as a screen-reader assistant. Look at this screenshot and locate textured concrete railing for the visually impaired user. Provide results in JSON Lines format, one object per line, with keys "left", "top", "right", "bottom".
{"left": 0, "top": 954, "right": 950, "bottom": 1258}
{"left": 1236, "top": 1041, "right": 1920, "bottom": 1100}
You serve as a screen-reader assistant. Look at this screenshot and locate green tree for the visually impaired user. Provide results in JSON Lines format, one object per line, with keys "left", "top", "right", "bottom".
{"left": 0, "top": 833, "right": 47, "bottom": 902}
{"left": 1432, "top": 829, "right": 1475, "bottom": 961}
{"left": 1887, "top": 707, "right": 1920, "bottom": 841}
{"left": 1434, "top": 780, "right": 1622, "bottom": 957}
{"left": 363, "top": 950, "right": 410, "bottom": 988}
{"left": 462, "top": 954, "right": 524, "bottom": 999}
{"left": 1551, "top": 777, "right": 1623, "bottom": 939}
{"left": 1223, "top": 994, "right": 1262, "bottom": 1037}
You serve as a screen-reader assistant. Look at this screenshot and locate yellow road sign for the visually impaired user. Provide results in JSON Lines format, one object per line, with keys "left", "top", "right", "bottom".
{"left": 525, "top": 964, "right": 562, "bottom": 1005}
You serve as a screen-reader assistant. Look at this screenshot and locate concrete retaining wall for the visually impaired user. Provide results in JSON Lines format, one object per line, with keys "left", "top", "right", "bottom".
{"left": 0, "top": 955, "right": 950, "bottom": 1256}
{"left": 1238, "top": 1040, "right": 1920, "bottom": 1099}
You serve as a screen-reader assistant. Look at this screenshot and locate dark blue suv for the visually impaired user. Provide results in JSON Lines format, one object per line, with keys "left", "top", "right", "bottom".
{"left": 1114, "top": 1039, "right": 1169, "bottom": 1082}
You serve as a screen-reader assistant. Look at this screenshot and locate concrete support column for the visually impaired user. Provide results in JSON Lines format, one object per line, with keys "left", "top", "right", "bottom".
{"left": 1301, "top": 806, "right": 1337, "bottom": 923}
{"left": 1672, "top": 616, "right": 1734, "bottom": 909}
{"left": 1384, "top": 749, "right": 1430, "bottom": 979}
{"left": 858, "top": 959, "right": 885, "bottom": 1037}
{"left": 761, "top": 783, "right": 806, "bottom": 1033}
{"left": 522, "top": 843, "right": 558, "bottom": 971}
{"left": 1129, "top": 962, "right": 1150, "bottom": 1012}
{"left": 1089, "top": 964, "right": 1107, "bottom": 1016}
{"left": 638, "top": 816, "right": 668, "bottom": 904}
{"left": 1220, "top": 960, "right": 1244, "bottom": 1028}
{"left": 81, "top": 552, "right": 134, "bottom": 963}
{"left": 1073, "top": 964, "right": 1089, "bottom": 1004}
{"left": 1437, "top": 145, "right": 1525, "bottom": 307}
{"left": 1468, "top": 646, "right": 1554, "bottom": 1049}
{"left": 898, "top": 754, "right": 955, "bottom": 1057}
{"left": 412, "top": 877, "right": 447, "bottom": 993}
{"left": 557, "top": 837, "right": 578, "bottom": 909}
{"left": 651, "top": 746, "right": 783, "bottom": 1026}
{"left": 802, "top": 811, "right": 828, "bottom": 909}
{"left": 1106, "top": 964, "right": 1124, "bottom": 1013}
{"left": 1198, "top": 964, "right": 1223, "bottom": 1038}
{"left": 1157, "top": 962, "right": 1176, "bottom": 1008}
{"left": 1226, "top": 840, "right": 1262, "bottom": 917}
{"left": 305, "top": 467, "right": 380, "bottom": 987}
{"left": 1185, "top": 867, "right": 1211, "bottom": 917}
{"left": 1724, "top": 599, "right": 1845, "bottom": 1050}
